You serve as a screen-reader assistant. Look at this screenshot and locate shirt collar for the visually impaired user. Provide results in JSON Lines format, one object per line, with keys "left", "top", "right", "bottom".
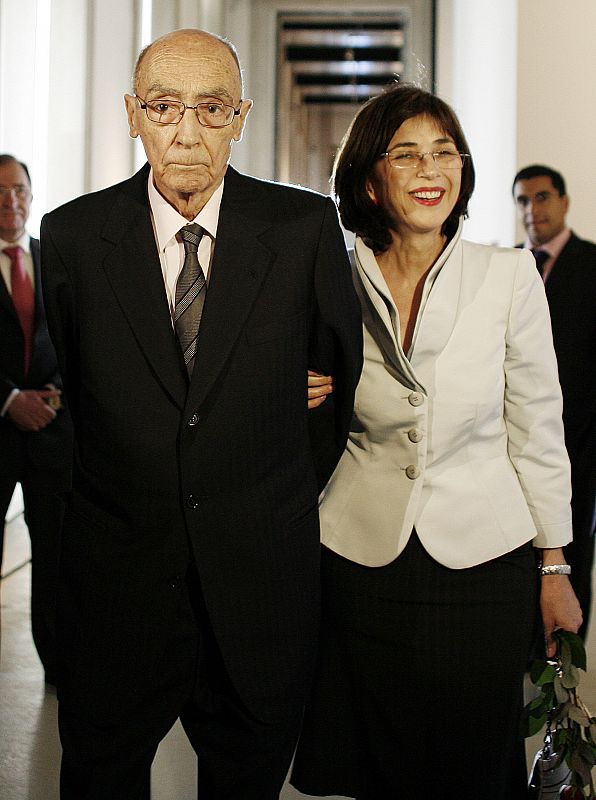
{"left": 147, "top": 169, "right": 224, "bottom": 250}
{"left": 523, "top": 226, "right": 571, "bottom": 259}
{"left": 0, "top": 232, "right": 30, "bottom": 253}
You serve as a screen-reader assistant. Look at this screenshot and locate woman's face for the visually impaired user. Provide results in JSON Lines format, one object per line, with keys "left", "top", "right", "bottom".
{"left": 366, "top": 113, "right": 462, "bottom": 239}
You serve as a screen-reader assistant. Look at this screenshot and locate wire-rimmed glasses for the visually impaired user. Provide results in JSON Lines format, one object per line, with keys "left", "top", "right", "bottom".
{"left": 136, "top": 96, "right": 242, "bottom": 128}
{"left": 381, "top": 150, "right": 470, "bottom": 170}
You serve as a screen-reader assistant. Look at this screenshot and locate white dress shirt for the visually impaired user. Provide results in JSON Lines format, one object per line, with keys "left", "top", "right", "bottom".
{"left": 147, "top": 169, "right": 223, "bottom": 321}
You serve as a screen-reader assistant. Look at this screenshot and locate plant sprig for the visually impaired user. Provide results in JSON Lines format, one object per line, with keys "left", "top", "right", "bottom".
{"left": 523, "top": 629, "right": 596, "bottom": 798}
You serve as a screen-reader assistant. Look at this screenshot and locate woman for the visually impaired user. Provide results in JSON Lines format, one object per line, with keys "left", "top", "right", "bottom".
{"left": 293, "top": 84, "right": 581, "bottom": 800}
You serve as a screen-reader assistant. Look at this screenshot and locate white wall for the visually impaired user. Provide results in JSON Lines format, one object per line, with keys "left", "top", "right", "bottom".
{"left": 0, "top": 0, "right": 52, "bottom": 236}
{"left": 516, "top": 0, "right": 596, "bottom": 244}
{"left": 436, "top": 0, "right": 518, "bottom": 246}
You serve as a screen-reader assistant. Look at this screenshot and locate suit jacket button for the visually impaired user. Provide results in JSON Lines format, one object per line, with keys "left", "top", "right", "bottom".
{"left": 408, "top": 427, "right": 423, "bottom": 443}
{"left": 186, "top": 494, "right": 199, "bottom": 509}
{"left": 408, "top": 392, "right": 424, "bottom": 407}
{"left": 405, "top": 464, "right": 421, "bottom": 480}
{"left": 188, "top": 413, "right": 199, "bottom": 426}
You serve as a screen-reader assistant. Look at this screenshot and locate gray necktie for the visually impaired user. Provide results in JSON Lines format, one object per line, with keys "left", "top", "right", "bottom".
{"left": 175, "top": 224, "right": 206, "bottom": 376}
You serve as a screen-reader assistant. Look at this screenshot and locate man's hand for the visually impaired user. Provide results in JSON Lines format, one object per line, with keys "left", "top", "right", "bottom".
{"left": 6, "top": 389, "right": 61, "bottom": 431}
{"left": 307, "top": 370, "right": 335, "bottom": 409}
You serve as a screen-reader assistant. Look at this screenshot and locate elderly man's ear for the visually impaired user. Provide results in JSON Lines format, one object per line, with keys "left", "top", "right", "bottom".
{"left": 124, "top": 94, "right": 140, "bottom": 139}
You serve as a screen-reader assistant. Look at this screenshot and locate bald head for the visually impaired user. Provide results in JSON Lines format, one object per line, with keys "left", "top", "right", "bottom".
{"left": 133, "top": 29, "right": 243, "bottom": 96}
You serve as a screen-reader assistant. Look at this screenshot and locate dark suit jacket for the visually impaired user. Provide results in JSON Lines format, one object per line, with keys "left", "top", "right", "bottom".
{"left": 41, "top": 164, "right": 362, "bottom": 723}
{"left": 0, "top": 237, "right": 72, "bottom": 476}
{"left": 542, "top": 232, "right": 596, "bottom": 480}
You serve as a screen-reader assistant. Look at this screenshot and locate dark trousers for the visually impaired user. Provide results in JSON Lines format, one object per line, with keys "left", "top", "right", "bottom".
{"left": 59, "top": 566, "right": 302, "bottom": 800}
{"left": 565, "top": 466, "right": 596, "bottom": 640}
{"left": 0, "top": 466, "right": 67, "bottom": 679}
{"left": 292, "top": 534, "right": 537, "bottom": 800}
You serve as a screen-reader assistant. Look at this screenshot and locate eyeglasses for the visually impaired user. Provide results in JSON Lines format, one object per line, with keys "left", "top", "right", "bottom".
{"left": 381, "top": 150, "right": 470, "bottom": 170}
{"left": 136, "top": 96, "right": 242, "bottom": 128}
{"left": 0, "top": 185, "right": 30, "bottom": 199}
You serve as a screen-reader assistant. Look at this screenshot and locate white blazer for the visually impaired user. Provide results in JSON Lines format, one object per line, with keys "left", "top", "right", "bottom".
{"left": 320, "top": 220, "right": 572, "bottom": 568}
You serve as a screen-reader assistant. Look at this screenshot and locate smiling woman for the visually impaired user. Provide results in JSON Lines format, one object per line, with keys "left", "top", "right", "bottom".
{"left": 291, "top": 83, "right": 582, "bottom": 800}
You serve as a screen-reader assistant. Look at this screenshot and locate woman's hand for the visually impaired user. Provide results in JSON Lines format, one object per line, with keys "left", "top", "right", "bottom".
{"left": 540, "top": 548, "right": 583, "bottom": 657}
{"left": 307, "top": 370, "right": 334, "bottom": 409}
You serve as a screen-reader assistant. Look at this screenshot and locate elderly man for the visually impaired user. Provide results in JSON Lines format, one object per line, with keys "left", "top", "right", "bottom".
{"left": 513, "top": 164, "right": 596, "bottom": 640}
{"left": 0, "top": 154, "right": 71, "bottom": 685}
{"left": 41, "top": 28, "right": 361, "bottom": 800}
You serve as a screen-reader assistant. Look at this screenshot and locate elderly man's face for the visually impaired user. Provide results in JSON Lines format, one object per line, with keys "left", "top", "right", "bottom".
{"left": 125, "top": 31, "right": 251, "bottom": 217}
{"left": 0, "top": 161, "right": 32, "bottom": 242}
{"left": 513, "top": 175, "right": 569, "bottom": 247}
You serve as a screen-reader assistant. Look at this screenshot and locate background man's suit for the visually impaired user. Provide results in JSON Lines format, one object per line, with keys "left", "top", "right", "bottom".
{"left": 542, "top": 232, "right": 596, "bottom": 637}
{"left": 0, "top": 236, "right": 72, "bottom": 678}
{"left": 41, "top": 163, "right": 361, "bottom": 792}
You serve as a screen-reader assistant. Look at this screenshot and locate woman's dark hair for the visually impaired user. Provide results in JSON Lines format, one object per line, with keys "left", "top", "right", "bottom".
{"left": 332, "top": 83, "right": 475, "bottom": 253}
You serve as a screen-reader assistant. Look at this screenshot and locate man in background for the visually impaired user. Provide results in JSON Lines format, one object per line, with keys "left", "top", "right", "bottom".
{"left": 41, "top": 28, "right": 361, "bottom": 799}
{"left": 513, "top": 164, "right": 596, "bottom": 639}
{"left": 0, "top": 154, "right": 72, "bottom": 684}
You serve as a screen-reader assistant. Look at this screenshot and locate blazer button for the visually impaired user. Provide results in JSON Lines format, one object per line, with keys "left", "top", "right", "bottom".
{"left": 186, "top": 494, "right": 199, "bottom": 510}
{"left": 408, "top": 391, "right": 424, "bottom": 407}
{"left": 405, "top": 464, "right": 421, "bottom": 480}
{"left": 408, "top": 428, "right": 423, "bottom": 443}
{"left": 188, "top": 413, "right": 199, "bottom": 426}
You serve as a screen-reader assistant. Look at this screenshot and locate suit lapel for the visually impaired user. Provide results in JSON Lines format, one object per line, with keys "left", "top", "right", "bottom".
{"left": 544, "top": 231, "right": 578, "bottom": 304}
{"left": 187, "top": 171, "right": 276, "bottom": 410}
{"left": 0, "top": 266, "right": 17, "bottom": 322}
{"left": 30, "top": 238, "right": 45, "bottom": 331}
{"left": 99, "top": 168, "right": 187, "bottom": 409}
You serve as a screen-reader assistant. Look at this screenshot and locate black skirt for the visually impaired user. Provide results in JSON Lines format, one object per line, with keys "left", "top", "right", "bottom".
{"left": 291, "top": 533, "right": 538, "bottom": 800}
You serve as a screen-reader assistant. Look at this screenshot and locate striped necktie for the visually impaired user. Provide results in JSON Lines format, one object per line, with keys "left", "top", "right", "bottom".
{"left": 4, "top": 246, "right": 35, "bottom": 373}
{"left": 175, "top": 224, "right": 206, "bottom": 376}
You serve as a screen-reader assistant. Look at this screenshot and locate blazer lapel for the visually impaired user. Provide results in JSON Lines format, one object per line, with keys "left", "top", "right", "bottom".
{"left": 100, "top": 169, "right": 187, "bottom": 409}
{"left": 353, "top": 239, "right": 423, "bottom": 392}
{"left": 408, "top": 233, "right": 463, "bottom": 383}
{"left": 187, "top": 189, "right": 276, "bottom": 410}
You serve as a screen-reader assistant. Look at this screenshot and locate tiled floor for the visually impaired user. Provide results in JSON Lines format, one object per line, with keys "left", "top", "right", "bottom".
{"left": 1, "top": 504, "right": 594, "bottom": 799}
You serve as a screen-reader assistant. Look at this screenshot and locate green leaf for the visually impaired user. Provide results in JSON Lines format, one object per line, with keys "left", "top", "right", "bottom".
{"left": 524, "top": 713, "right": 547, "bottom": 737}
{"left": 561, "top": 664, "right": 581, "bottom": 689}
{"left": 555, "top": 674, "right": 571, "bottom": 704}
{"left": 530, "top": 658, "right": 552, "bottom": 684}
{"left": 534, "top": 662, "right": 557, "bottom": 686}
{"left": 529, "top": 696, "right": 549, "bottom": 714}
{"left": 577, "top": 739, "right": 596, "bottom": 767}
{"left": 554, "top": 727, "right": 569, "bottom": 751}
{"left": 568, "top": 705, "right": 592, "bottom": 727}
{"left": 560, "top": 639, "right": 573, "bottom": 674}
{"left": 555, "top": 630, "right": 588, "bottom": 671}
{"left": 569, "top": 751, "right": 592, "bottom": 787}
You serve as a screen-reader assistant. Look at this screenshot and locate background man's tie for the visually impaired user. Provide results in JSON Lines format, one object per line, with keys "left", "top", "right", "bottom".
{"left": 4, "top": 246, "right": 35, "bottom": 373}
{"left": 531, "top": 248, "right": 549, "bottom": 277}
{"left": 175, "top": 223, "right": 206, "bottom": 376}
